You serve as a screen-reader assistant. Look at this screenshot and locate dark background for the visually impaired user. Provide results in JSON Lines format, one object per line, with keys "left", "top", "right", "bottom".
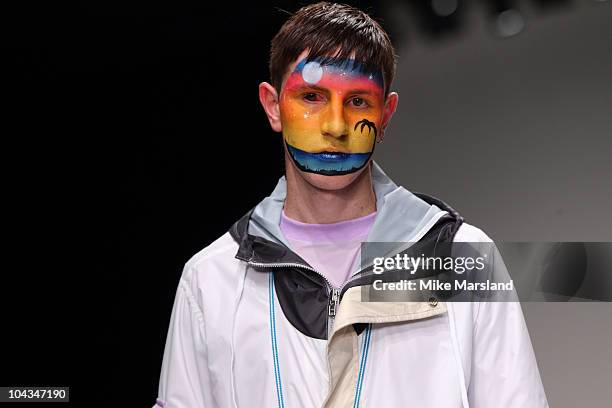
{"left": 2, "top": 1, "right": 611, "bottom": 407}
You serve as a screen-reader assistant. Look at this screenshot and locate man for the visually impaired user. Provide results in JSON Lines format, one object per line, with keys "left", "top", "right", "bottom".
{"left": 153, "top": 2, "right": 548, "bottom": 407}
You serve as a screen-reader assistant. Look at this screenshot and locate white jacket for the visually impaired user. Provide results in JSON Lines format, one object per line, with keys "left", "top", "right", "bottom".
{"left": 153, "top": 162, "right": 548, "bottom": 408}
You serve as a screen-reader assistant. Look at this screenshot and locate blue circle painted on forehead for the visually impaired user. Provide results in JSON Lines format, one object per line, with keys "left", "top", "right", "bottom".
{"left": 293, "top": 56, "right": 384, "bottom": 88}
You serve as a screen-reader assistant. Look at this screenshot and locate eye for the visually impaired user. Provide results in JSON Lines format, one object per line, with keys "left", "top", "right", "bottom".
{"left": 303, "top": 92, "right": 323, "bottom": 103}
{"left": 349, "top": 97, "right": 368, "bottom": 108}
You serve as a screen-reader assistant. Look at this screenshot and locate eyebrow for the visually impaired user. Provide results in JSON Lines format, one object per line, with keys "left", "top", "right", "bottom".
{"left": 345, "top": 88, "right": 377, "bottom": 96}
{"left": 289, "top": 84, "right": 377, "bottom": 96}
{"left": 291, "top": 84, "right": 329, "bottom": 94}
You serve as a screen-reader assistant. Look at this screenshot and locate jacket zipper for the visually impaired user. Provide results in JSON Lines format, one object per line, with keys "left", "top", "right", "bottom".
{"left": 247, "top": 260, "right": 378, "bottom": 338}
{"left": 248, "top": 260, "right": 350, "bottom": 338}
{"left": 327, "top": 287, "right": 340, "bottom": 338}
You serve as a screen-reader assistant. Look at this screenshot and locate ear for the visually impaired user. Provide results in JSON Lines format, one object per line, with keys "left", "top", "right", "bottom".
{"left": 259, "top": 82, "right": 282, "bottom": 132}
{"left": 379, "top": 91, "right": 399, "bottom": 141}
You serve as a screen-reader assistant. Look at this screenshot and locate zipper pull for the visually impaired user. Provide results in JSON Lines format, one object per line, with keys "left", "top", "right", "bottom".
{"left": 328, "top": 288, "right": 340, "bottom": 317}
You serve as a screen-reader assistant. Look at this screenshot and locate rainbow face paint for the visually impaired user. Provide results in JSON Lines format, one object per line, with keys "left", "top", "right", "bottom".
{"left": 280, "top": 56, "right": 385, "bottom": 176}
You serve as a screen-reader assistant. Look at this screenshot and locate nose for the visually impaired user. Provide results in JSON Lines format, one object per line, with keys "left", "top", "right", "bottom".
{"left": 320, "top": 99, "right": 348, "bottom": 139}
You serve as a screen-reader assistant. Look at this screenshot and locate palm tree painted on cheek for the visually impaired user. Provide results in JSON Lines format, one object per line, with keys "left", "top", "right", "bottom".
{"left": 354, "top": 119, "right": 377, "bottom": 138}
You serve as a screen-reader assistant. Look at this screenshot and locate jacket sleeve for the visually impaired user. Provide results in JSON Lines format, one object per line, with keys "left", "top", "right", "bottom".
{"left": 154, "top": 275, "right": 211, "bottom": 408}
{"left": 468, "top": 244, "right": 549, "bottom": 407}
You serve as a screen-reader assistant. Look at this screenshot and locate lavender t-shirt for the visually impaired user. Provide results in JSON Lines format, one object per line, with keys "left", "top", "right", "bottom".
{"left": 280, "top": 210, "right": 377, "bottom": 289}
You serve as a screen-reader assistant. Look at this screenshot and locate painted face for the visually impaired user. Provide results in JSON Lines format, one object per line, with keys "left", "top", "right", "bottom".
{"left": 280, "top": 56, "right": 385, "bottom": 176}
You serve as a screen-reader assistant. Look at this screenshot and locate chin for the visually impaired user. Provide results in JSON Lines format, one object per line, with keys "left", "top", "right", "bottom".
{"left": 298, "top": 165, "right": 369, "bottom": 191}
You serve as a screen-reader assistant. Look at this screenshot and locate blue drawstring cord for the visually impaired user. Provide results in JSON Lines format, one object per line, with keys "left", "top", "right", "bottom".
{"left": 269, "top": 272, "right": 286, "bottom": 408}
{"left": 269, "top": 272, "right": 371, "bottom": 408}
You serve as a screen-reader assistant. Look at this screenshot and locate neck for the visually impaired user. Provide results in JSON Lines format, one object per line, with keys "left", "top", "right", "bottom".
{"left": 284, "top": 160, "right": 377, "bottom": 224}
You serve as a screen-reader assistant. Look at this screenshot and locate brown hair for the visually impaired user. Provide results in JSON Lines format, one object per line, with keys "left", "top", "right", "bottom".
{"left": 269, "top": 2, "right": 397, "bottom": 96}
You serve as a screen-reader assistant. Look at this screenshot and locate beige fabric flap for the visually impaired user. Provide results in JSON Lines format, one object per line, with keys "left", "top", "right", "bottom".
{"left": 322, "top": 286, "right": 447, "bottom": 407}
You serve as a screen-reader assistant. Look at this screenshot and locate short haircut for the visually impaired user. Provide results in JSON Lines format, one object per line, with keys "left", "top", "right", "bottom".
{"left": 269, "top": 2, "right": 397, "bottom": 96}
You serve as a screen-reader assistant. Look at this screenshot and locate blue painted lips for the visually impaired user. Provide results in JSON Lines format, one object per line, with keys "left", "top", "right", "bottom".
{"left": 286, "top": 144, "right": 372, "bottom": 176}
{"left": 316, "top": 152, "right": 349, "bottom": 162}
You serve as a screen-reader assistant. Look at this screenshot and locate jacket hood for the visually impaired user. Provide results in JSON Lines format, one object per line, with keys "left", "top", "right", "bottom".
{"left": 230, "top": 161, "right": 464, "bottom": 269}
